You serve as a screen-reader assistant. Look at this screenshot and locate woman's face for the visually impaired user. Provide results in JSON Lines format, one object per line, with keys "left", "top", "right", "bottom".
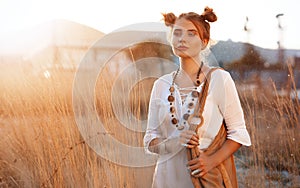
{"left": 171, "top": 18, "right": 207, "bottom": 59}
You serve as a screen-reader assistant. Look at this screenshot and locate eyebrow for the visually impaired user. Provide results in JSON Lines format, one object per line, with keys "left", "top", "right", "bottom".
{"left": 174, "top": 28, "right": 198, "bottom": 32}
{"left": 187, "top": 29, "right": 198, "bottom": 33}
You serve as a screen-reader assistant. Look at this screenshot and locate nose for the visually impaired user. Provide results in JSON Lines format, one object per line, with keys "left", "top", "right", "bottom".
{"left": 178, "top": 32, "right": 188, "bottom": 43}
{"left": 179, "top": 35, "right": 186, "bottom": 43}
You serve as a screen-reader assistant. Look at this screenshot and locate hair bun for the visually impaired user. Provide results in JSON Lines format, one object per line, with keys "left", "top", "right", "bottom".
{"left": 202, "top": 6, "right": 217, "bottom": 22}
{"left": 162, "top": 13, "right": 177, "bottom": 27}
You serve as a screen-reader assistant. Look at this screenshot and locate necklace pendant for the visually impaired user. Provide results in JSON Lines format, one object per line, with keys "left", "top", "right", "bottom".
{"left": 189, "top": 116, "right": 202, "bottom": 126}
{"left": 177, "top": 125, "right": 184, "bottom": 130}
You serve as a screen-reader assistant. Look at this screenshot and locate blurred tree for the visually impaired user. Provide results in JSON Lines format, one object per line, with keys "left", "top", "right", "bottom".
{"left": 225, "top": 43, "right": 265, "bottom": 79}
{"left": 129, "top": 41, "right": 175, "bottom": 62}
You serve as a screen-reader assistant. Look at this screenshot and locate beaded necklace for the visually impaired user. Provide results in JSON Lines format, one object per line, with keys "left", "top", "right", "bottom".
{"left": 168, "top": 61, "right": 204, "bottom": 130}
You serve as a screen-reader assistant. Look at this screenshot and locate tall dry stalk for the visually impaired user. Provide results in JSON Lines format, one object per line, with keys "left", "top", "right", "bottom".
{"left": 236, "top": 65, "right": 299, "bottom": 187}
{"left": 0, "top": 49, "right": 299, "bottom": 187}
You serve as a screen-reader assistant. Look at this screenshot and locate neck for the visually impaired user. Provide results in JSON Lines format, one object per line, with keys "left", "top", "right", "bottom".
{"left": 179, "top": 57, "right": 202, "bottom": 76}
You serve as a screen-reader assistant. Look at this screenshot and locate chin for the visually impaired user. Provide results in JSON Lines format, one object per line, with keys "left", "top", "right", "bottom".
{"left": 174, "top": 50, "right": 190, "bottom": 58}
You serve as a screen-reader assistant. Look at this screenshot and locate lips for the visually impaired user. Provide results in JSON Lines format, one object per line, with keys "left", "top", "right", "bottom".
{"left": 176, "top": 46, "right": 188, "bottom": 51}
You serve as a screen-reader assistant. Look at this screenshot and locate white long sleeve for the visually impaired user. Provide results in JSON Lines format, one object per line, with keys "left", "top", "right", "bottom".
{"left": 143, "top": 69, "right": 251, "bottom": 188}
{"left": 197, "top": 69, "right": 251, "bottom": 148}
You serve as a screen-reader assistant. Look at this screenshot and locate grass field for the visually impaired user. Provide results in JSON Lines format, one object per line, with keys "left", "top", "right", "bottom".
{"left": 0, "top": 61, "right": 299, "bottom": 187}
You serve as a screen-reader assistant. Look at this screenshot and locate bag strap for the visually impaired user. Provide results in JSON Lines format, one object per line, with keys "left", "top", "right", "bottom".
{"left": 191, "top": 67, "right": 222, "bottom": 133}
{"left": 187, "top": 67, "right": 223, "bottom": 188}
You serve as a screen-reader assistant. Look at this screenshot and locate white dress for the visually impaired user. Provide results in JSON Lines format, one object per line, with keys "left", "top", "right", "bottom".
{"left": 143, "top": 69, "right": 251, "bottom": 188}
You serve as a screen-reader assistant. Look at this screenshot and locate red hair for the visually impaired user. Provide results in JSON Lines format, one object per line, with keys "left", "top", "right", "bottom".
{"left": 162, "top": 7, "right": 217, "bottom": 43}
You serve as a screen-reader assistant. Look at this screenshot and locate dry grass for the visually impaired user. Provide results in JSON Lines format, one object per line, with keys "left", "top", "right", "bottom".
{"left": 235, "top": 67, "right": 300, "bottom": 187}
{"left": 0, "top": 59, "right": 299, "bottom": 188}
{"left": 0, "top": 65, "right": 155, "bottom": 188}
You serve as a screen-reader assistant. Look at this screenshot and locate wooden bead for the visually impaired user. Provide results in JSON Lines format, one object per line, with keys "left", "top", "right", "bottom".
{"left": 170, "top": 106, "right": 175, "bottom": 113}
{"left": 192, "top": 91, "right": 199, "bottom": 97}
{"left": 183, "top": 113, "right": 190, "bottom": 120}
{"left": 168, "top": 95, "right": 175, "bottom": 102}
{"left": 169, "top": 86, "right": 175, "bottom": 92}
{"left": 171, "top": 118, "right": 178, "bottom": 124}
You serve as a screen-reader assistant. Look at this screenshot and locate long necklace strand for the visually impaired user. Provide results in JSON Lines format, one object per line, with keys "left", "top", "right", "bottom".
{"left": 168, "top": 62, "right": 203, "bottom": 130}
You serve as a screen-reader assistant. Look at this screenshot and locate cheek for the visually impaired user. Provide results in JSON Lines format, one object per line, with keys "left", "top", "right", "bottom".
{"left": 171, "top": 38, "right": 179, "bottom": 54}
{"left": 192, "top": 40, "right": 205, "bottom": 50}
{"left": 171, "top": 36, "right": 178, "bottom": 46}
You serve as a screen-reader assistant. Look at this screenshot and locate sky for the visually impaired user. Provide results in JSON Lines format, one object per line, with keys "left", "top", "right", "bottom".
{"left": 0, "top": 0, "right": 299, "bottom": 53}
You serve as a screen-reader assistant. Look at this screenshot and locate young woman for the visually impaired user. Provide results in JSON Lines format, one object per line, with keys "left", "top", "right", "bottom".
{"left": 144, "top": 7, "right": 251, "bottom": 188}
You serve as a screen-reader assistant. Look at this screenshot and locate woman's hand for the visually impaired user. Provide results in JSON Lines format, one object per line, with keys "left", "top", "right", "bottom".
{"left": 179, "top": 130, "right": 199, "bottom": 149}
{"left": 187, "top": 151, "right": 214, "bottom": 177}
{"left": 187, "top": 140, "right": 242, "bottom": 177}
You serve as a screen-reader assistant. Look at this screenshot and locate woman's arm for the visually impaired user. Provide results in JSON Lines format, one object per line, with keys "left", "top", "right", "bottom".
{"left": 187, "top": 71, "right": 249, "bottom": 177}
{"left": 187, "top": 139, "right": 241, "bottom": 177}
{"left": 143, "top": 80, "right": 164, "bottom": 154}
{"left": 148, "top": 138, "right": 164, "bottom": 153}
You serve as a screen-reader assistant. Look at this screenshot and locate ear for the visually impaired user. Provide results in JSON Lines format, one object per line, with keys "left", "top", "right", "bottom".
{"left": 203, "top": 39, "right": 209, "bottom": 46}
{"left": 202, "top": 39, "right": 209, "bottom": 49}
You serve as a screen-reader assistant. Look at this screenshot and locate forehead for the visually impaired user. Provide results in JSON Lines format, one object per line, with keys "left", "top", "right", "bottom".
{"left": 173, "top": 18, "right": 197, "bottom": 31}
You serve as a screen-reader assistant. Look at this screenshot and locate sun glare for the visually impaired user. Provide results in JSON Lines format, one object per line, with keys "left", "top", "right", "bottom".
{"left": 0, "top": 0, "right": 298, "bottom": 53}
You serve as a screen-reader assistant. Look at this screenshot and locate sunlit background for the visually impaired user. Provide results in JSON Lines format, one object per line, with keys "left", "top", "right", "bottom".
{"left": 0, "top": 1, "right": 299, "bottom": 187}
{"left": 0, "top": 0, "right": 299, "bottom": 54}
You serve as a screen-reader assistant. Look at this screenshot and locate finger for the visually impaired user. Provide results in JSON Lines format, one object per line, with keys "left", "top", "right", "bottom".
{"left": 191, "top": 169, "right": 201, "bottom": 176}
{"left": 181, "top": 143, "right": 187, "bottom": 147}
{"left": 187, "top": 140, "right": 199, "bottom": 146}
{"left": 189, "top": 136, "right": 199, "bottom": 144}
{"left": 180, "top": 134, "right": 191, "bottom": 143}
{"left": 192, "top": 132, "right": 199, "bottom": 139}
{"left": 187, "top": 158, "right": 199, "bottom": 166}
{"left": 179, "top": 137, "right": 190, "bottom": 145}
{"left": 181, "top": 137, "right": 197, "bottom": 146}
{"left": 187, "top": 134, "right": 199, "bottom": 143}
{"left": 198, "top": 171, "right": 207, "bottom": 177}
{"left": 185, "top": 144, "right": 197, "bottom": 149}
{"left": 192, "top": 169, "right": 207, "bottom": 178}
{"left": 182, "top": 142, "right": 197, "bottom": 148}
{"left": 193, "top": 172, "right": 202, "bottom": 178}
{"left": 188, "top": 163, "right": 200, "bottom": 171}
{"left": 185, "top": 134, "right": 193, "bottom": 141}
{"left": 188, "top": 132, "right": 198, "bottom": 141}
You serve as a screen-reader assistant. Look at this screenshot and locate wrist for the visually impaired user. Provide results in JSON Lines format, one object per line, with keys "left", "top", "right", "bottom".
{"left": 210, "top": 153, "right": 222, "bottom": 168}
{"left": 149, "top": 138, "right": 163, "bottom": 153}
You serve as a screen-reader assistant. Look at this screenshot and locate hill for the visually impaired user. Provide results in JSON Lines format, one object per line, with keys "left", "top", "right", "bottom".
{"left": 0, "top": 19, "right": 104, "bottom": 56}
{"left": 1, "top": 20, "right": 299, "bottom": 68}
{"left": 210, "top": 39, "right": 300, "bottom": 64}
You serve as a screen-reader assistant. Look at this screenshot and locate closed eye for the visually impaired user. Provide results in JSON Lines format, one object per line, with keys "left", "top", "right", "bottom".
{"left": 173, "top": 29, "right": 182, "bottom": 37}
{"left": 187, "top": 30, "right": 198, "bottom": 37}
